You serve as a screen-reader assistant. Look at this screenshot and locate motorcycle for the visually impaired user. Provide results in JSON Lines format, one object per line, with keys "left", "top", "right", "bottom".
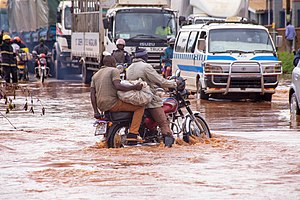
{"left": 16, "top": 49, "right": 29, "bottom": 81}
{"left": 34, "top": 52, "right": 51, "bottom": 83}
{"left": 94, "top": 70, "right": 211, "bottom": 148}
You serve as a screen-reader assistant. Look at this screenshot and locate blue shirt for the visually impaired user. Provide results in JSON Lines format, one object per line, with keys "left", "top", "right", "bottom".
{"left": 285, "top": 24, "right": 296, "bottom": 40}
{"left": 161, "top": 46, "right": 173, "bottom": 67}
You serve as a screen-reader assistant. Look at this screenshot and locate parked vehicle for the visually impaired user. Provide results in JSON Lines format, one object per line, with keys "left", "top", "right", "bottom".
{"left": 172, "top": 18, "right": 282, "bottom": 101}
{"left": 94, "top": 71, "right": 211, "bottom": 148}
{"left": 289, "top": 62, "right": 300, "bottom": 115}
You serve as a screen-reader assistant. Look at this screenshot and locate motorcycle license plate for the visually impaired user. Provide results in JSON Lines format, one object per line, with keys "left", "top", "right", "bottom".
{"left": 94, "top": 121, "right": 107, "bottom": 136}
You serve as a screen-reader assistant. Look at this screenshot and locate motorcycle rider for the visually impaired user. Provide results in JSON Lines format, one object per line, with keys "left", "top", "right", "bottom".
{"left": 161, "top": 37, "right": 175, "bottom": 78}
{"left": 91, "top": 55, "right": 144, "bottom": 145}
{"left": 112, "top": 38, "right": 131, "bottom": 65}
{"left": 126, "top": 47, "right": 178, "bottom": 147}
{"left": 33, "top": 38, "right": 50, "bottom": 78}
{"left": 0, "top": 33, "right": 18, "bottom": 85}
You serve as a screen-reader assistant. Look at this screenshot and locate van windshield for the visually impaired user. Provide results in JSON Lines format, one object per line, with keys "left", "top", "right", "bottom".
{"left": 115, "top": 11, "right": 176, "bottom": 40}
{"left": 208, "top": 28, "right": 275, "bottom": 53}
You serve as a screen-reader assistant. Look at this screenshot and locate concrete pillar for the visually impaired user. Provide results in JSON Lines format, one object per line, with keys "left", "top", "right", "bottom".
{"left": 273, "top": 0, "right": 283, "bottom": 28}
{"left": 292, "top": 0, "right": 300, "bottom": 27}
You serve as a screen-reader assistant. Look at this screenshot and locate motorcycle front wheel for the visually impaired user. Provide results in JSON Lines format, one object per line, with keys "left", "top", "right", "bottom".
{"left": 184, "top": 114, "right": 211, "bottom": 143}
{"left": 107, "top": 123, "right": 130, "bottom": 148}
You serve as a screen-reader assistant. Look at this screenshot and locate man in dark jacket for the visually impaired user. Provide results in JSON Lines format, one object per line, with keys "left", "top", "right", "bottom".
{"left": 0, "top": 33, "right": 17, "bottom": 84}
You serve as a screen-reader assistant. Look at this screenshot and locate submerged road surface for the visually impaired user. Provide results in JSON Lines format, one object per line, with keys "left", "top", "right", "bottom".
{"left": 0, "top": 79, "right": 299, "bottom": 199}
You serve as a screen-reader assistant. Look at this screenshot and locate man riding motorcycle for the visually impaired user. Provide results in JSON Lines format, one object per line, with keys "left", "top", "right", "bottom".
{"left": 112, "top": 38, "right": 131, "bottom": 65}
{"left": 126, "top": 47, "right": 178, "bottom": 147}
{"left": 33, "top": 38, "right": 50, "bottom": 78}
{"left": 91, "top": 55, "right": 144, "bottom": 145}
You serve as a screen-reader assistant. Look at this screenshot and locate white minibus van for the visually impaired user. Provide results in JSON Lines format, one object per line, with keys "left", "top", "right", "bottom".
{"left": 172, "top": 20, "right": 282, "bottom": 101}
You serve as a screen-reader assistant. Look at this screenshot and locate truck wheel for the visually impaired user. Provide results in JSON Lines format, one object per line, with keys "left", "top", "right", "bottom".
{"left": 55, "top": 60, "right": 64, "bottom": 80}
{"left": 82, "top": 63, "right": 93, "bottom": 84}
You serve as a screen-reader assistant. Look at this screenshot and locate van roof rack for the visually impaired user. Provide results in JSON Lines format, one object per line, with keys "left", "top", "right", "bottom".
{"left": 205, "top": 17, "right": 258, "bottom": 26}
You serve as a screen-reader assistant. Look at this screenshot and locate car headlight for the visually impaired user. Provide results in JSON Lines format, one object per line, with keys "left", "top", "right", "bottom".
{"left": 205, "top": 63, "right": 223, "bottom": 73}
{"left": 264, "top": 63, "right": 282, "bottom": 73}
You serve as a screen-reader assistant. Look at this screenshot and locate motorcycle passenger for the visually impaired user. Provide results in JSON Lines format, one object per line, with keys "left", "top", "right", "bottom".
{"left": 33, "top": 38, "right": 50, "bottom": 78}
{"left": 90, "top": 55, "right": 145, "bottom": 145}
{"left": 161, "top": 37, "right": 175, "bottom": 78}
{"left": 12, "top": 37, "right": 30, "bottom": 81}
{"left": 126, "top": 47, "right": 178, "bottom": 147}
{"left": 0, "top": 33, "right": 18, "bottom": 84}
{"left": 112, "top": 38, "right": 131, "bottom": 65}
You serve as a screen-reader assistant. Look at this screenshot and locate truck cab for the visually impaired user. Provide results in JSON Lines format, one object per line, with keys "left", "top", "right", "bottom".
{"left": 53, "top": 0, "right": 72, "bottom": 79}
{"left": 103, "top": 0, "right": 178, "bottom": 71}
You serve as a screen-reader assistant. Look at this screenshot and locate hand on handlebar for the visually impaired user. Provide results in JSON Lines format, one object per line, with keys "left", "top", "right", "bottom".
{"left": 134, "top": 83, "right": 143, "bottom": 91}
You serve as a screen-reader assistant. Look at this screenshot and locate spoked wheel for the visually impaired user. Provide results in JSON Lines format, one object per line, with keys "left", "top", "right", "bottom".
{"left": 183, "top": 114, "right": 211, "bottom": 143}
{"left": 41, "top": 69, "right": 45, "bottom": 83}
{"left": 290, "top": 93, "right": 300, "bottom": 115}
{"left": 107, "top": 123, "right": 130, "bottom": 148}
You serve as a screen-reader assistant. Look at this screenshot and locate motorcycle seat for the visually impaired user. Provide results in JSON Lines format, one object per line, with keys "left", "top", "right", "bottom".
{"left": 105, "top": 111, "right": 133, "bottom": 122}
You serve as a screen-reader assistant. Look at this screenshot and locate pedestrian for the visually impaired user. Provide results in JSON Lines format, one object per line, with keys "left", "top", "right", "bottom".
{"left": 90, "top": 55, "right": 145, "bottom": 145}
{"left": 285, "top": 21, "right": 296, "bottom": 53}
{"left": 126, "top": 48, "right": 178, "bottom": 147}
{"left": 0, "top": 32, "right": 18, "bottom": 85}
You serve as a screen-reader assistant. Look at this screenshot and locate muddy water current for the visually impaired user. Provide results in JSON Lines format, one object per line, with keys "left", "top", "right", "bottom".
{"left": 0, "top": 79, "right": 299, "bottom": 200}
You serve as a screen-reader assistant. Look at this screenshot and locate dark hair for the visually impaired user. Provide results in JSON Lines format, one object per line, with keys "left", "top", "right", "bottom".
{"left": 287, "top": 21, "right": 291, "bottom": 26}
{"left": 103, "top": 55, "right": 116, "bottom": 67}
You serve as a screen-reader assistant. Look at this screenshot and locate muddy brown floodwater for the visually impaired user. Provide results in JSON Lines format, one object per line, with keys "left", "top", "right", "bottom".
{"left": 1, "top": 79, "right": 300, "bottom": 200}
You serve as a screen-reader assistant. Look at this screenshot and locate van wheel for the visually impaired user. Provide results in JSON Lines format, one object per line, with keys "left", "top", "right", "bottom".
{"left": 197, "top": 80, "right": 209, "bottom": 100}
{"left": 262, "top": 93, "right": 272, "bottom": 102}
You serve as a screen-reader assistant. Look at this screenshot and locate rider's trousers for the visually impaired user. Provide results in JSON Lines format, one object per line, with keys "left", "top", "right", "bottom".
{"left": 148, "top": 107, "right": 172, "bottom": 136}
{"left": 110, "top": 100, "right": 145, "bottom": 134}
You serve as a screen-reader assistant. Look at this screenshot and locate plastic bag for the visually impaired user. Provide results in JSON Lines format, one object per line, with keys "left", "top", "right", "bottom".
{"left": 117, "top": 80, "right": 153, "bottom": 106}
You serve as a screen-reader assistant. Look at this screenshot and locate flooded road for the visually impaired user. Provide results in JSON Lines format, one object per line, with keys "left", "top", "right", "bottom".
{"left": 1, "top": 79, "right": 300, "bottom": 199}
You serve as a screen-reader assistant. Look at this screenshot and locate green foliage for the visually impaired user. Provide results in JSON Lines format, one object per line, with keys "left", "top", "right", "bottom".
{"left": 278, "top": 51, "right": 295, "bottom": 74}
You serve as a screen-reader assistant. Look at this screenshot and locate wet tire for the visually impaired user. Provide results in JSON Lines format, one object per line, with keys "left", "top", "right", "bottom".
{"left": 107, "top": 123, "right": 130, "bottom": 148}
{"left": 55, "top": 59, "right": 63, "bottom": 80}
{"left": 263, "top": 93, "right": 272, "bottom": 102}
{"left": 82, "top": 63, "right": 93, "bottom": 84}
{"left": 290, "top": 93, "right": 300, "bottom": 115}
{"left": 183, "top": 114, "right": 211, "bottom": 143}
{"left": 197, "top": 81, "right": 209, "bottom": 100}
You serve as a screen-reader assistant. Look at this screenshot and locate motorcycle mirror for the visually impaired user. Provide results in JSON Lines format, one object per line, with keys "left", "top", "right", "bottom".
{"left": 175, "top": 69, "right": 181, "bottom": 77}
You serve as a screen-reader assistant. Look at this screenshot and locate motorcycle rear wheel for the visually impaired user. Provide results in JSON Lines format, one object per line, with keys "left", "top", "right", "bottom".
{"left": 107, "top": 123, "right": 130, "bottom": 148}
{"left": 184, "top": 114, "right": 211, "bottom": 143}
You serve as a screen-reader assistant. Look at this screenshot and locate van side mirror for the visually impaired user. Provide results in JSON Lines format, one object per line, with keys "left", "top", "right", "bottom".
{"left": 275, "top": 35, "right": 283, "bottom": 48}
{"left": 179, "top": 16, "right": 186, "bottom": 26}
{"left": 198, "top": 39, "right": 206, "bottom": 52}
{"left": 57, "top": 10, "right": 62, "bottom": 24}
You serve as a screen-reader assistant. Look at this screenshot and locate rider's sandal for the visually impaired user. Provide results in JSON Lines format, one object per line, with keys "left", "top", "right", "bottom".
{"left": 126, "top": 133, "right": 143, "bottom": 145}
{"left": 164, "top": 135, "right": 175, "bottom": 148}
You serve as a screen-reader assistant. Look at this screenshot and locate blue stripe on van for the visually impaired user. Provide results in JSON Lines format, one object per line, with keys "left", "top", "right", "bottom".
{"left": 250, "top": 56, "right": 278, "bottom": 61}
{"left": 178, "top": 65, "right": 203, "bottom": 73}
{"left": 207, "top": 55, "right": 236, "bottom": 61}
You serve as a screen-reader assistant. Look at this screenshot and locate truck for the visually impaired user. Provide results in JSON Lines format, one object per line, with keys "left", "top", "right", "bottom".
{"left": 54, "top": 0, "right": 179, "bottom": 83}
{"left": 103, "top": 0, "right": 178, "bottom": 71}
{"left": 171, "top": 0, "right": 249, "bottom": 25}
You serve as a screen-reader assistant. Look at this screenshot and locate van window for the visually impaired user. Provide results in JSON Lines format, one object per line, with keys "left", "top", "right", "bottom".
{"left": 175, "top": 31, "right": 189, "bottom": 52}
{"left": 186, "top": 31, "right": 199, "bottom": 53}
